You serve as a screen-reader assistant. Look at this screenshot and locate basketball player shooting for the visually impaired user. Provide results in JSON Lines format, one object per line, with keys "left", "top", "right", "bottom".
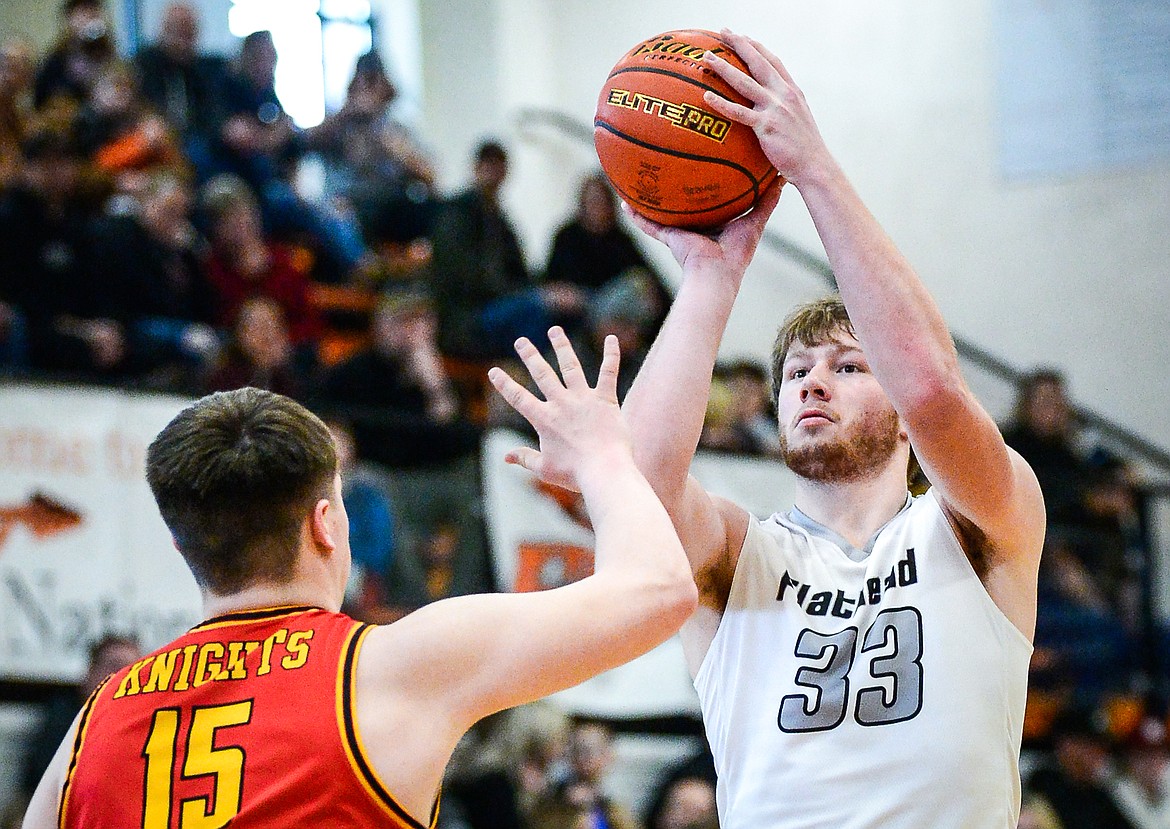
{"left": 619, "top": 30, "right": 1045, "bottom": 828}
{"left": 23, "top": 333, "right": 697, "bottom": 829}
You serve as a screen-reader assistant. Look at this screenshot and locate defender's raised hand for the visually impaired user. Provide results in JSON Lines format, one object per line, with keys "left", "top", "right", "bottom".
{"left": 488, "top": 327, "right": 626, "bottom": 492}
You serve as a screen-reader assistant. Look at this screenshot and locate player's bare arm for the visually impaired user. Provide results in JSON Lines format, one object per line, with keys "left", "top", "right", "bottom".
{"left": 353, "top": 328, "right": 698, "bottom": 820}
{"left": 621, "top": 182, "right": 781, "bottom": 578}
{"left": 705, "top": 31, "right": 1045, "bottom": 632}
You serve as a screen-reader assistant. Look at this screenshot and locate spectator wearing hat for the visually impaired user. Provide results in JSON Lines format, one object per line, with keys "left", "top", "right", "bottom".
{"left": 575, "top": 267, "right": 658, "bottom": 402}
{"left": 1110, "top": 715, "right": 1170, "bottom": 829}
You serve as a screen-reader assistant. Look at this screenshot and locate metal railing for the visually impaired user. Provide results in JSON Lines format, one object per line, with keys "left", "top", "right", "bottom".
{"left": 518, "top": 106, "right": 1170, "bottom": 476}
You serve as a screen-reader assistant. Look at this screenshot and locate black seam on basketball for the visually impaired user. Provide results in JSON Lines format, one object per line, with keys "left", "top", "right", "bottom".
{"left": 606, "top": 65, "right": 731, "bottom": 98}
{"left": 594, "top": 119, "right": 764, "bottom": 185}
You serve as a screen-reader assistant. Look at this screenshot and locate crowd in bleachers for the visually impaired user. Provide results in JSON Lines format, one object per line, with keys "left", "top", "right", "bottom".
{"left": 1, "top": 1, "right": 1168, "bottom": 827}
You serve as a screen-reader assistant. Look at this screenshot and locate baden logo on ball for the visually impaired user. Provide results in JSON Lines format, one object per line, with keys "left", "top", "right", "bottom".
{"left": 594, "top": 29, "right": 778, "bottom": 229}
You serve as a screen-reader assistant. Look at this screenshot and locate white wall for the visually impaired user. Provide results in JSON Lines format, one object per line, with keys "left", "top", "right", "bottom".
{"left": 409, "top": 0, "right": 1170, "bottom": 461}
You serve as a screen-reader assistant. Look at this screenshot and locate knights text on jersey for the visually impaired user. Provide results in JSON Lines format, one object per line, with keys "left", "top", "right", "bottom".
{"left": 58, "top": 606, "right": 435, "bottom": 829}
{"left": 694, "top": 490, "right": 1033, "bottom": 829}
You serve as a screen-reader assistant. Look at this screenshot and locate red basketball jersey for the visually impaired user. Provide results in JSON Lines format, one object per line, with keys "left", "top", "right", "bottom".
{"left": 59, "top": 605, "right": 435, "bottom": 829}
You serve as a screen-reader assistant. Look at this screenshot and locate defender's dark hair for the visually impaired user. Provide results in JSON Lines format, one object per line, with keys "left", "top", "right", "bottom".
{"left": 145, "top": 388, "right": 337, "bottom": 593}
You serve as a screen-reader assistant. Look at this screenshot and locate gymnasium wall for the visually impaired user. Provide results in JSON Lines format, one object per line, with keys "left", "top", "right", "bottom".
{"left": 414, "top": 0, "right": 1170, "bottom": 464}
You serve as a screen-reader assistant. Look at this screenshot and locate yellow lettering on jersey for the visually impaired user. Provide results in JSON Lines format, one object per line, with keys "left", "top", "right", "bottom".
{"left": 281, "top": 630, "right": 314, "bottom": 670}
{"left": 172, "top": 643, "right": 199, "bottom": 691}
{"left": 256, "top": 629, "right": 288, "bottom": 676}
{"left": 193, "top": 642, "right": 227, "bottom": 687}
{"left": 113, "top": 656, "right": 155, "bottom": 699}
{"left": 142, "top": 648, "right": 180, "bottom": 694}
{"left": 224, "top": 641, "right": 249, "bottom": 679}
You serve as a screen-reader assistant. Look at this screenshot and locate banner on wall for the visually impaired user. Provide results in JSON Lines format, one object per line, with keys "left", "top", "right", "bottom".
{"left": 0, "top": 384, "right": 201, "bottom": 684}
{"left": 481, "top": 428, "right": 796, "bottom": 719}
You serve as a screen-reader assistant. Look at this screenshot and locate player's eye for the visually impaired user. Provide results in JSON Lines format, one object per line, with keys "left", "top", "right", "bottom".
{"left": 839, "top": 363, "right": 860, "bottom": 374}
{"left": 789, "top": 368, "right": 808, "bottom": 380}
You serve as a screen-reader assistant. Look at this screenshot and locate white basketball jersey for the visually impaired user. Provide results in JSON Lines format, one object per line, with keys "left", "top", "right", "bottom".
{"left": 694, "top": 490, "right": 1032, "bottom": 829}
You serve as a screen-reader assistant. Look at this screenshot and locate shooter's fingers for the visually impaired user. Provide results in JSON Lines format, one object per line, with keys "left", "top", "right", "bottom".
{"left": 702, "top": 89, "right": 760, "bottom": 129}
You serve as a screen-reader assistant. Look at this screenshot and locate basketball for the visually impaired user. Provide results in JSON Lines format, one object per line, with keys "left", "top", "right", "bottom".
{"left": 594, "top": 29, "right": 778, "bottom": 229}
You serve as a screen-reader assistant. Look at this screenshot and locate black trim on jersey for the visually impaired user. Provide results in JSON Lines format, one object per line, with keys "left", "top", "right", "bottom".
{"left": 189, "top": 605, "right": 322, "bottom": 631}
{"left": 340, "top": 624, "right": 434, "bottom": 829}
{"left": 58, "top": 677, "right": 108, "bottom": 829}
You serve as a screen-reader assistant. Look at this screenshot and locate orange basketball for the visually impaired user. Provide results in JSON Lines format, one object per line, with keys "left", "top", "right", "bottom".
{"left": 594, "top": 29, "right": 778, "bottom": 229}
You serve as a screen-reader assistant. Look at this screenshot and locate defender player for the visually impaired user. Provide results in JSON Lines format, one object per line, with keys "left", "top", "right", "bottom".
{"left": 617, "top": 30, "right": 1045, "bottom": 828}
{"left": 23, "top": 333, "right": 697, "bottom": 828}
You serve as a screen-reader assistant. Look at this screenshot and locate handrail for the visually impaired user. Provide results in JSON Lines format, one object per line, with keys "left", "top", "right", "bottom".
{"left": 517, "top": 106, "right": 1170, "bottom": 475}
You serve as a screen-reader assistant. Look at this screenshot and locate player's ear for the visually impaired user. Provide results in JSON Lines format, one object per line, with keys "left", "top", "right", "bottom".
{"left": 309, "top": 498, "right": 336, "bottom": 555}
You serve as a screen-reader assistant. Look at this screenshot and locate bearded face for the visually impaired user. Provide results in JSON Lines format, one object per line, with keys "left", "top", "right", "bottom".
{"left": 780, "top": 404, "right": 901, "bottom": 484}
{"left": 776, "top": 334, "right": 905, "bottom": 484}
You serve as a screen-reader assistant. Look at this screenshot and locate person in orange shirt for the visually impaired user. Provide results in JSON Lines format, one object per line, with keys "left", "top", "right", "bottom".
{"left": 23, "top": 328, "right": 697, "bottom": 829}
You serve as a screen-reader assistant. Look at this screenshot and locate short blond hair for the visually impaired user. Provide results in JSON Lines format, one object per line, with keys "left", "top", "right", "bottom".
{"left": 770, "top": 295, "right": 854, "bottom": 399}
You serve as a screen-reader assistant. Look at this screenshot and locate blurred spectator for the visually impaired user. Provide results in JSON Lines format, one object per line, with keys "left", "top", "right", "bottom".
{"left": 429, "top": 140, "right": 583, "bottom": 359}
{"left": 700, "top": 360, "right": 781, "bottom": 456}
{"left": 383, "top": 518, "right": 463, "bottom": 611}
{"left": 1032, "top": 534, "right": 1135, "bottom": 709}
{"left": 74, "top": 62, "right": 186, "bottom": 204}
{"left": 642, "top": 742, "right": 718, "bottom": 829}
{"left": 18, "top": 634, "right": 140, "bottom": 806}
{"left": 210, "top": 30, "right": 369, "bottom": 282}
{"left": 318, "top": 285, "right": 478, "bottom": 469}
{"left": 304, "top": 50, "right": 436, "bottom": 246}
{"left": 699, "top": 376, "right": 738, "bottom": 453}
{"left": 1027, "top": 707, "right": 1137, "bottom": 829}
{"left": 528, "top": 721, "right": 639, "bottom": 829}
{"left": 0, "top": 36, "right": 36, "bottom": 190}
{"left": 544, "top": 172, "right": 670, "bottom": 334}
{"left": 89, "top": 171, "right": 218, "bottom": 386}
{"left": 200, "top": 173, "right": 321, "bottom": 346}
{"left": 1018, "top": 794, "right": 1065, "bottom": 829}
{"left": 1054, "top": 452, "right": 1146, "bottom": 628}
{"left": 203, "top": 296, "right": 307, "bottom": 398}
{"left": 33, "top": 0, "right": 116, "bottom": 112}
{"left": 0, "top": 129, "right": 126, "bottom": 378}
{"left": 652, "top": 777, "right": 717, "bottom": 829}
{"left": 1109, "top": 715, "right": 1170, "bottom": 829}
{"left": 576, "top": 267, "right": 658, "bottom": 402}
{"left": 443, "top": 709, "right": 526, "bottom": 829}
{"left": 516, "top": 704, "right": 572, "bottom": 817}
{"left": 133, "top": 2, "right": 225, "bottom": 153}
{"left": 1002, "top": 369, "right": 1091, "bottom": 520}
{"left": 327, "top": 417, "right": 397, "bottom": 620}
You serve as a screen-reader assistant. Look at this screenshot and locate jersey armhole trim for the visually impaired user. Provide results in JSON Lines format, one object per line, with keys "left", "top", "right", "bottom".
{"left": 337, "top": 623, "right": 440, "bottom": 829}
{"left": 57, "top": 676, "right": 109, "bottom": 829}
